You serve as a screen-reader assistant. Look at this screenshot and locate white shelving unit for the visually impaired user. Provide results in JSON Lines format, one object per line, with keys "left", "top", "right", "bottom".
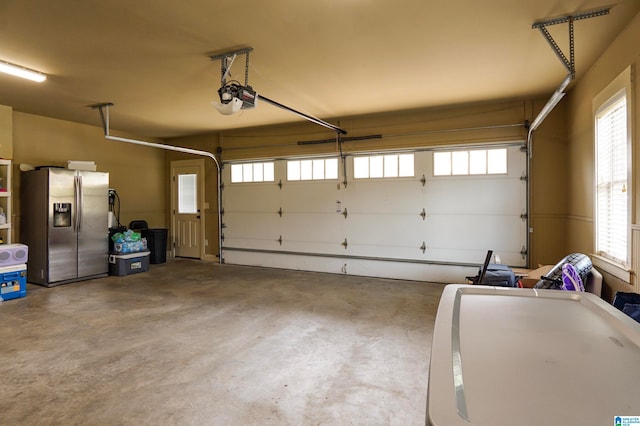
{"left": 0, "top": 159, "right": 12, "bottom": 244}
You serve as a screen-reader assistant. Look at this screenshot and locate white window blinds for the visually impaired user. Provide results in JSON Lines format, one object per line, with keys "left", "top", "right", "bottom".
{"left": 595, "top": 93, "right": 628, "bottom": 264}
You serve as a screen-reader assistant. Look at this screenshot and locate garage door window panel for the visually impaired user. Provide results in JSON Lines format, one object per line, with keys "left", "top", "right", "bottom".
{"left": 354, "top": 154, "right": 415, "bottom": 179}
{"left": 230, "top": 162, "right": 275, "bottom": 183}
{"left": 287, "top": 158, "right": 338, "bottom": 181}
{"left": 433, "top": 148, "right": 507, "bottom": 176}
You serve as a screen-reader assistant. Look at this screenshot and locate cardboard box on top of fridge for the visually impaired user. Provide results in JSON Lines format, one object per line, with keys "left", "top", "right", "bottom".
{"left": 512, "top": 265, "right": 554, "bottom": 288}
{"left": 67, "top": 161, "right": 96, "bottom": 171}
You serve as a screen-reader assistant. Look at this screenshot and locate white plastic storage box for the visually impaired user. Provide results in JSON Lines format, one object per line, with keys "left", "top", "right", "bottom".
{"left": 427, "top": 284, "right": 640, "bottom": 425}
{"left": 108, "top": 251, "right": 149, "bottom": 276}
{"left": 0, "top": 243, "right": 28, "bottom": 268}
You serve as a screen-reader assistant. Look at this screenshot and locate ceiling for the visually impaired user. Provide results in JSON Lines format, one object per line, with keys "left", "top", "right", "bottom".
{"left": 0, "top": 0, "right": 638, "bottom": 139}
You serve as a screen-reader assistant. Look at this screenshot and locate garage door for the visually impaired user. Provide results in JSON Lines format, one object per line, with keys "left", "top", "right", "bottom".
{"left": 222, "top": 143, "right": 527, "bottom": 282}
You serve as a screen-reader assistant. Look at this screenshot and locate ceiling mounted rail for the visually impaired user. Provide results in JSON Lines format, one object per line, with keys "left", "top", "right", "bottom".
{"left": 209, "top": 47, "right": 347, "bottom": 135}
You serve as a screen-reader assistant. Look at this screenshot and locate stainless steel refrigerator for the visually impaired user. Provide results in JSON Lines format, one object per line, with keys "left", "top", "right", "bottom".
{"left": 20, "top": 167, "right": 109, "bottom": 286}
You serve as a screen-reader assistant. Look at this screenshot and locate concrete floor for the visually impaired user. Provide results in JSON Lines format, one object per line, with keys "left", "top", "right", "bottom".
{"left": 0, "top": 259, "right": 445, "bottom": 425}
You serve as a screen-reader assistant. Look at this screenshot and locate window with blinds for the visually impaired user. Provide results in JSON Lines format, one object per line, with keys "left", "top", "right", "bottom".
{"left": 595, "top": 92, "right": 629, "bottom": 265}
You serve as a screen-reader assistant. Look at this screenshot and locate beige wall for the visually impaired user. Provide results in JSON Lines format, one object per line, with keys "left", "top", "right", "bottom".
{"left": 0, "top": 105, "right": 12, "bottom": 159}
{"left": 565, "top": 11, "right": 640, "bottom": 299}
{"left": 12, "top": 112, "right": 167, "bottom": 242}
{"left": 528, "top": 99, "right": 569, "bottom": 266}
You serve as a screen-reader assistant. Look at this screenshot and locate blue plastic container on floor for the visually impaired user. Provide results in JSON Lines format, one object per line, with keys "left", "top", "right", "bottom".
{"left": 0, "top": 264, "right": 27, "bottom": 301}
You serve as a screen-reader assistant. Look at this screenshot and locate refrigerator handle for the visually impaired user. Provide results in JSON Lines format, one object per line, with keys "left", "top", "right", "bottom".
{"left": 77, "top": 174, "right": 83, "bottom": 232}
{"left": 73, "top": 175, "right": 78, "bottom": 231}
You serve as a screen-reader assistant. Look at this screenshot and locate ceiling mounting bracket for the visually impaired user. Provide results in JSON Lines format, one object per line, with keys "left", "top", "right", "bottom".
{"left": 527, "top": 7, "right": 611, "bottom": 136}
{"left": 209, "top": 47, "right": 254, "bottom": 87}
{"left": 532, "top": 7, "right": 610, "bottom": 79}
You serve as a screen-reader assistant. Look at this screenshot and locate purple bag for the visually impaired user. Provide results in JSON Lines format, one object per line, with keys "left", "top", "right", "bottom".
{"left": 561, "top": 263, "right": 584, "bottom": 291}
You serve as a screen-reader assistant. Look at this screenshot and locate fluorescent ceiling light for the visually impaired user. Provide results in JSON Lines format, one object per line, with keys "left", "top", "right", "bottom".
{"left": 0, "top": 61, "right": 46, "bottom": 82}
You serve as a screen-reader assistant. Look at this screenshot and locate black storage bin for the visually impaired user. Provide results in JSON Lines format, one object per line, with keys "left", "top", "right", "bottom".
{"left": 145, "top": 228, "right": 168, "bottom": 264}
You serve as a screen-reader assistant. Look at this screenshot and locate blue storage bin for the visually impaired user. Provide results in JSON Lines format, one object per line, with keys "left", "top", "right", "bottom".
{"left": 0, "top": 264, "right": 27, "bottom": 301}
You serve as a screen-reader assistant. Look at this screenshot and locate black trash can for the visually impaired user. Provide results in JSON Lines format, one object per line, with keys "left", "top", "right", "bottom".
{"left": 145, "top": 228, "right": 168, "bottom": 264}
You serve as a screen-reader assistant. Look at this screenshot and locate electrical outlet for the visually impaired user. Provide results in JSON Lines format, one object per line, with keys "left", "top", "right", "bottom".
{"left": 205, "top": 239, "right": 209, "bottom": 247}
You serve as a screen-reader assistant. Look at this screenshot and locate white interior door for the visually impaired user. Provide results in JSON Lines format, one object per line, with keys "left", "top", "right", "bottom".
{"left": 222, "top": 143, "right": 526, "bottom": 282}
{"left": 171, "top": 159, "right": 205, "bottom": 259}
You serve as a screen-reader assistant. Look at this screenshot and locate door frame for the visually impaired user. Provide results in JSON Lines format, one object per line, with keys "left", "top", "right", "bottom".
{"left": 170, "top": 159, "right": 206, "bottom": 259}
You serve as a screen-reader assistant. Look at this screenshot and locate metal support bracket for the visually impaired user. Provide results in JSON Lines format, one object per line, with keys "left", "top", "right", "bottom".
{"left": 209, "top": 47, "right": 254, "bottom": 87}
{"left": 532, "top": 7, "right": 610, "bottom": 78}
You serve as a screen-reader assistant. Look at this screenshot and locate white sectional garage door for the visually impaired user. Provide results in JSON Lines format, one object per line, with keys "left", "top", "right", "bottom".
{"left": 222, "top": 143, "right": 527, "bottom": 283}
